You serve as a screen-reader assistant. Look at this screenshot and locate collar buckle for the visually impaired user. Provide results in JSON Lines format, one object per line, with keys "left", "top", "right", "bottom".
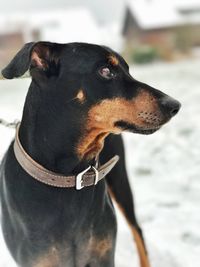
{"left": 76, "top": 166, "right": 99, "bottom": 190}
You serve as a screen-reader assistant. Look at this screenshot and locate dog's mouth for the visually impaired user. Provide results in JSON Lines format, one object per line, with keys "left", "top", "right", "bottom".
{"left": 114, "top": 120, "right": 161, "bottom": 135}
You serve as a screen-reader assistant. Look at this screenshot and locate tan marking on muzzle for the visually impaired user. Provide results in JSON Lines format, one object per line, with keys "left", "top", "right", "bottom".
{"left": 108, "top": 55, "right": 119, "bottom": 66}
{"left": 77, "top": 90, "right": 160, "bottom": 159}
{"left": 34, "top": 247, "right": 60, "bottom": 267}
{"left": 88, "top": 236, "right": 113, "bottom": 258}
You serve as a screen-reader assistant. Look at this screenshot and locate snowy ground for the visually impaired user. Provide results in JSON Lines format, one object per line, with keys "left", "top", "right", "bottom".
{"left": 0, "top": 59, "right": 200, "bottom": 267}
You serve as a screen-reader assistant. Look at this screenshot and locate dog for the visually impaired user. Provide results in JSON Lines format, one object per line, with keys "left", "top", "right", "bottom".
{"left": 0, "top": 42, "right": 181, "bottom": 267}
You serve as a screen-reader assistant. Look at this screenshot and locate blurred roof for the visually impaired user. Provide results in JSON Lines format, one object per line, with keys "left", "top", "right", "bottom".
{"left": 0, "top": 8, "right": 122, "bottom": 50}
{"left": 126, "top": 0, "right": 200, "bottom": 29}
{"left": 0, "top": 8, "right": 98, "bottom": 35}
{"left": 31, "top": 9, "right": 101, "bottom": 44}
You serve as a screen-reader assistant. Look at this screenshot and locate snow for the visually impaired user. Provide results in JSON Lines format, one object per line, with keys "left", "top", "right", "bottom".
{"left": 0, "top": 59, "right": 200, "bottom": 266}
{"left": 127, "top": 0, "right": 200, "bottom": 29}
{"left": 0, "top": 8, "right": 123, "bottom": 51}
{"left": 30, "top": 9, "right": 102, "bottom": 44}
{"left": 128, "top": 0, "right": 182, "bottom": 29}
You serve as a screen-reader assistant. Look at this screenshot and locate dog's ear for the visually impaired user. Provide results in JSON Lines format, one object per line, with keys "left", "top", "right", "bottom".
{"left": 2, "top": 42, "right": 62, "bottom": 79}
{"left": 2, "top": 42, "right": 35, "bottom": 79}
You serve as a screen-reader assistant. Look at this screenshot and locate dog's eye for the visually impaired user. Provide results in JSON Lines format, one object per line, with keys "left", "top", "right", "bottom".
{"left": 99, "top": 67, "right": 116, "bottom": 80}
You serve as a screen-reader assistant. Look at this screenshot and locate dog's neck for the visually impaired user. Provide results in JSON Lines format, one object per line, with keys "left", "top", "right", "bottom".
{"left": 19, "top": 82, "right": 98, "bottom": 175}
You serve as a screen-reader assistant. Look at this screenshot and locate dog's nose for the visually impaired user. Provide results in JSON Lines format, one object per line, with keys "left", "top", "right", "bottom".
{"left": 160, "top": 97, "right": 181, "bottom": 118}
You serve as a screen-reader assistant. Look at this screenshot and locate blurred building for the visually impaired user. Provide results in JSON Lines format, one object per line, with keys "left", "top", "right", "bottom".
{"left": 0, "top": 8, "right": 122, "bottom": 68}
{"left": 122, "top": 0, "right": 200, "bottom": 60}
{"left": 1, "top": 0, "right": 199, "bottom": 67}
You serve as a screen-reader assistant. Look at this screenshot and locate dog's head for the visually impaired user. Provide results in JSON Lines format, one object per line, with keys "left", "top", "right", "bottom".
{"left": 2, "top": 42, "right": 181, "bottom": 160}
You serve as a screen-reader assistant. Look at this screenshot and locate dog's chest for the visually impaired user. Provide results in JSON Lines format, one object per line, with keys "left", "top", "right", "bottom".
{"left": 33, "top": 231, "right": 114, "bottom": 267}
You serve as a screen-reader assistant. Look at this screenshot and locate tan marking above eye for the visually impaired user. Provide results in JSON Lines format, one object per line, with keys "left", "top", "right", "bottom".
{"left": 108, "top": 55, "right": 119, "bottom": 66}
{"left": 76, "top": 89, "right": 86, "bottom": 103}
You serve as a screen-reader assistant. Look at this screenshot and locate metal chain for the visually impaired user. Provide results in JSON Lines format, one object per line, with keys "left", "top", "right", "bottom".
{"left": 0, "top": 118, "right": 20, "bottom": 129}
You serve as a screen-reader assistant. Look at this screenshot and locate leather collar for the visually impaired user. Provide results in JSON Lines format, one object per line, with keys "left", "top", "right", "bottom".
{"left": 14, "top": 124, "right": 119, "bottom": 190}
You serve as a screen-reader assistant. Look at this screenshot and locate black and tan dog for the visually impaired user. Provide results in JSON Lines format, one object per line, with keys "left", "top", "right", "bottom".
{"left": 0, "top": 42, "right": 180, "bottom": 267}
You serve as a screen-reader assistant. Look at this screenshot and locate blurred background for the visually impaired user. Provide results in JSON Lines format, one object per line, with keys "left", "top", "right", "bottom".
{"left": 0, "top": 0, "right": 200, "bottom": 267}
{"left": 0, "top": 0, "right": 200, "bottom": 66}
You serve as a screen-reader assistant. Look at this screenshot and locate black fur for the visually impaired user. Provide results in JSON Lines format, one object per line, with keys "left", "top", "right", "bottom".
{"left": 0, "top": 42, "right": 181, "bottom": 267}
{"left": 2, "top": 42, "right": 35, "bottom": 79}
